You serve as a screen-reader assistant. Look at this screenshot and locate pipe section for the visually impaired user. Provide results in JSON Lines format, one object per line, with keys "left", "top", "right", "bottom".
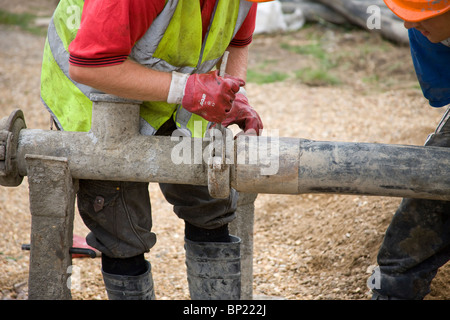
{"left": 3, "top": 94, "right": 450, "bottom": 200}
{"left": 232, "top": 136, "right": 450, "bottom": 200}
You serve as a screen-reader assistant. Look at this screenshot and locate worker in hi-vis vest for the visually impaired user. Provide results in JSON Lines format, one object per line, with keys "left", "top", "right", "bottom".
{"left": 41, "top": 0, "right": 271, "bottom": 300}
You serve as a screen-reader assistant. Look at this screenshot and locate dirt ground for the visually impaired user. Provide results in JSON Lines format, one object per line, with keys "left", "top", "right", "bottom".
{"left": 0, "top": 1, "right": 449, "bottom": 300}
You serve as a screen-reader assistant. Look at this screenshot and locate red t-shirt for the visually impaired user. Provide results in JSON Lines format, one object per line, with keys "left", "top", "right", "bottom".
{"left": 69, "top": 0, "right": 257, "bottom": 67}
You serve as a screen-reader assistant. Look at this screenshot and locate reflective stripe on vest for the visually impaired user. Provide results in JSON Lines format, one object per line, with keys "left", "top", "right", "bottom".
{"left": 41, "top": 0, "right": 252, "bottom": 137}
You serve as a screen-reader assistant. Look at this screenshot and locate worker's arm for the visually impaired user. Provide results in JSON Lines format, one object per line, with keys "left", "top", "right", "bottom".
{"left": 69, "top": 43, "right": 250, "bottom": 102}
{"left": 222, "top": 45, "right": 249, "bottom": 81}
{"left": 69, "top": 58, "right": 245, "bottom": 124}
{"left": 69, "top": 59, "right": 172, "bottom": 102}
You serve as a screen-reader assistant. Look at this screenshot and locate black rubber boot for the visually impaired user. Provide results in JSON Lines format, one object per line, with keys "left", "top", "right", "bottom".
{"left": 102, "top": 261, "right": 156, "bottom": 300}
{"left": 185, "top": 235, "right": 241, "bottom": 300}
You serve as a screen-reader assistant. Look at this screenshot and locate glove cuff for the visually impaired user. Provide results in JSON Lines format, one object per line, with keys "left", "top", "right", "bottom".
{"left": 237, "top": 87, "right": 247, "bottom": 97}
{"left": 167, "top": 71, "right": 190, "bottom": 104}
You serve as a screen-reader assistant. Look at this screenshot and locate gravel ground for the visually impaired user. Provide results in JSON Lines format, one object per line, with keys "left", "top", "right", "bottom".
{"left": 0, "top": 1, "right": 449, "bottom": 300}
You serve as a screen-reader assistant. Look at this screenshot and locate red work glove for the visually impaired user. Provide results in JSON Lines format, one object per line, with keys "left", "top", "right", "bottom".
{"left": 221, "top": 93, "right": 263, "bottom": 136}
{"left": 168, "top": 70, "right": 245, "bottom": 123}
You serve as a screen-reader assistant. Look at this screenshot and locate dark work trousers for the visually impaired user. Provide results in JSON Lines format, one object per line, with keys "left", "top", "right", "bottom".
{"left": 77, "top": 119, "right": 238, "bottom": 259}
{"left": 372, "top": 107, "right": 450, "bottom": 299}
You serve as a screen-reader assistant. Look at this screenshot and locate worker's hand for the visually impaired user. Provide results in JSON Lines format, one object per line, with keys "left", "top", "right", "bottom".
{"left": 167, "top": 70, "right": 245, "bottom": 123}
{"left": 220, "top": 92, "right": 263, "bottom": 136}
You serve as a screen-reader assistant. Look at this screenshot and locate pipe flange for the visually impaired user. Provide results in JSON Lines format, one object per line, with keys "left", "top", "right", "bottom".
{"left": 208, "top": 154, "right": 231, "bottom": 199}
{"left": 207, "top": 126, "right": 231, "bottom": 199}
{"left": 0, "top": 109, "right": 26, "bottom": 186}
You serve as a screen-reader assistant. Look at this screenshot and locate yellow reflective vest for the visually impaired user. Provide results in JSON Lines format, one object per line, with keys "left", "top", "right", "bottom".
{"left": 41, "top": 0, "right": 252, "bottom": 137}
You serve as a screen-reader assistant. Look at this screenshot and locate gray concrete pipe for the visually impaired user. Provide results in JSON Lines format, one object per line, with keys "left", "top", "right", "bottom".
{"left": 233, "top": 136, "right": 450, "bottom": 200}
{"left": 16, "top": 129, "right": 210, "bottom": 185}
{"left": 2, "top": 94, "right": 450, "bottom": 200}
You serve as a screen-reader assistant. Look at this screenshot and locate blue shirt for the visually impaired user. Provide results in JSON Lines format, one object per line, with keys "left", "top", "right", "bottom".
{"left": 409, "top": 28, "right": 450, "bottom": 108}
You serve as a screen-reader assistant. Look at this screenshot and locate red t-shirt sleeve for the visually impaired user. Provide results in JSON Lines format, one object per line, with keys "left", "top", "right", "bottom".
{"left": 68, "top": 0, "right": 165, "bottom": 67}
{"left": 229, "top": 3, "right": 257, "bottom": 47}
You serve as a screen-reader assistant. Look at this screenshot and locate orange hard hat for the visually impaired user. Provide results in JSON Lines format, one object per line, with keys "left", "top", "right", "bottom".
{"left": 384, "top": 0, "right": 450, "bottom": 22}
